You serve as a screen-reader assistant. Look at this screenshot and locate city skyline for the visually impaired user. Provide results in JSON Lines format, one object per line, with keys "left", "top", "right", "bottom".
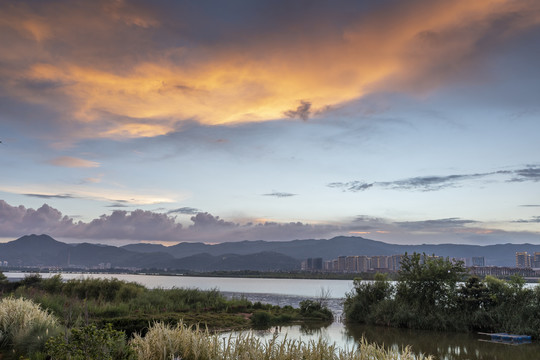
{"left": 1, "top": 1, "right": 539, "bottom": 245}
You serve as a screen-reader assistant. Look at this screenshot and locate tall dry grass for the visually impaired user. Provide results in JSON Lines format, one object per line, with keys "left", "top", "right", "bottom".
{"left": 0, "top": 296, "right": 60, "bottom": 356}
{"left": 130, "top": 321, "right": 432, "bottom": 360}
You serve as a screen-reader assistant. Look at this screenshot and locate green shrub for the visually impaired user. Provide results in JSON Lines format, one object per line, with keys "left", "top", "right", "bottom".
{"left": 251, "top": 310, "right": 272, "bottom": 327}
{"left": 46, "top": 323, "right": 134, "bottom": 360}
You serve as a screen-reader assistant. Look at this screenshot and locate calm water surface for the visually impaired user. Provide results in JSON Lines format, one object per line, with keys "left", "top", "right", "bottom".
{"left": 6, "top": 272, "right": 539, "bottom": 359}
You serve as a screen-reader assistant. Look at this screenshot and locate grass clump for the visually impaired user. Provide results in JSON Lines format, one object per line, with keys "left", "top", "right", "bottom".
{"left": 0, "top": 296, "right": 60, "bottom": 358}
{"left": 130, "top": 321, "right": 432, "bottom": 360}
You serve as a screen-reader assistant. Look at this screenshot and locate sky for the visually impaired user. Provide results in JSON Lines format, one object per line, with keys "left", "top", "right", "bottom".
{"left": 0, "top": 0, "right": 539, "bottom": 246}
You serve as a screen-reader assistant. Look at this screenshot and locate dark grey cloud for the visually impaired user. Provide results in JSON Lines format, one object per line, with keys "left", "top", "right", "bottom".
{"left": 510, "top": 166, "right": 540, "bottom": 182}
{"left": 395, "top": 218, "right": 477, "bottom": 230}
{"left": 327, "top": 181, "right": 374, "bottom": 192}
{"left": 105, "top": 204, "right": 130, "bottom": 208}
{"left": 189, "top": 212, "right": 237, "bottom": 230}
{"left": 328, "top": 169, "right": 533, "bottom": 193}
{"left": 284, "top": 101, "right": 312, "bottom": 121}
{"left": 24, "top": 193, "right": 76, "bottom": 199}
{"left": 167, "top": 207, "right": 200, "bottom": 215}
{"left": 520, "top": 204, "right": 540, "bottom": 207}
{"left": 512, "top": 216, "right": 540, "bottom": 223}
{"left": 263, "top": 192, "right": 297, "bottom": 198}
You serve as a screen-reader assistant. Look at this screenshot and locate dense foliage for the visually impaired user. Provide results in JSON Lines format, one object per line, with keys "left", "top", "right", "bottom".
{"left": 344, "top": 253, "right": 540, "bottom": 337}
{"left": 0, "top": 273, "right": 335, "bottom": 359}
{"left": 2, "top": 274, "right": 330, "bottom": 335}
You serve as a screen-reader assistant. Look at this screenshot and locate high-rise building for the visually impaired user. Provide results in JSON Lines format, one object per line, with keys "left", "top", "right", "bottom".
{"left": 345, "top": 256, "right": 357, "bottom": 272}
{"left": 472, "top": 257, "right": 485, "bottom": 267}
{"left": 534, "top": 252, "right": 540, "bottom": 268}
{"left": 389, "top": 254, "right": 404, "bottom": 271}
{"left": 370, "top": 255, "right": 388, "bottom": 270}
{"left": 516, "top": 252, "right": 531, "bottom": 268}
{"left": 337, "top": 256, "right": 347, "bottom": 272}
{"left": 356, "top": 256, "right": 370, "bottom": 272}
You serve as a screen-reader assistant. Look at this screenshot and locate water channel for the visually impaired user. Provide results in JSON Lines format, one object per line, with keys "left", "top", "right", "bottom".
{"left": 5, "top": 272, "right": 540, "bottom": 359}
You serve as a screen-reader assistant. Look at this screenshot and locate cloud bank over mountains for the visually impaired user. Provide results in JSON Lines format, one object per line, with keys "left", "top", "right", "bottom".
{"left": 1, "top": 199, "right": 537, "bottom": 245}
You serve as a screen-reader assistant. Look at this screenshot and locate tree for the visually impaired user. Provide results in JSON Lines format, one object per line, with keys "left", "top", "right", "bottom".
{"left": 397, "top": 253, "right": 467, "bottom": 310}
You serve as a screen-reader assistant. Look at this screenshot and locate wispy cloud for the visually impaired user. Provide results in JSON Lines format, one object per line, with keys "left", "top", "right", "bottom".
{"left": 328, "top": 181, "right": 374, "bottom": 192}
{"left": 0, "top": 184, "right": 178, "bottom": 205}
{"left": 24, "top": 193, "right": 75, "bottom": 199}
{"left": 105, "top": 203, "right": 130, "bottom": 208}
{"left": 263, "top": 192, "right": 297, "bottom": 198}
{"left": 510, "top": 166, "right": 540, "bottom": 182}
{"left": 328, "top": 168, "right": 537, "bottom": 192}
{"left": 167, "top": 207, "right": 200, "bottom": 215}
{"left": 49, "top": 156, "right": 100, "bottom": 168}
{"left": 395, "top": 218, "right": 477, "bottom": 231}
{"left": 512, "top": 216, "right": 540, "bottom": 223}
{"left": 284, "top": 101, "right": 311, "bottom": 121}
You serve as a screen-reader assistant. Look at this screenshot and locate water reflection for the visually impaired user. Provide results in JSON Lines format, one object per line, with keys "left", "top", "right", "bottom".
{"left": 225, "top": 292, "right": 540, "bottom": 360}
{"left": 345, "top": 323, "right": 540, "bottom": 360}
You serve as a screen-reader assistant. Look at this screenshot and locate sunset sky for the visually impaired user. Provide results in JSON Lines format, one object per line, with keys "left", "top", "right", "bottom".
{"left": 1, "top": 0, "right": 539, "bottom": 245}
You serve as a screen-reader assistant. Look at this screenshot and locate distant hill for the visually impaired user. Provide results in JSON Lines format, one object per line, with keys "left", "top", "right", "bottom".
{"left": 124, "top": 236, "right": 540, "bottom": 267}
{"left": 0, "top": 234, "right": 174, "bottom": 268}
{"left": 0, "top": 234, "right": 299, "bottom": 271}
{"left": 162, "top": 252, "right": 300, "bottom": 272}
{"left": 1, "top": 234, "right": 537, "bottom": 269}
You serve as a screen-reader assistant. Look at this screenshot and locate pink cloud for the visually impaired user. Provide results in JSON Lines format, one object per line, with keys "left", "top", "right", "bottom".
{"left": 49, "top": 156, "right": 100, "bottom": 168}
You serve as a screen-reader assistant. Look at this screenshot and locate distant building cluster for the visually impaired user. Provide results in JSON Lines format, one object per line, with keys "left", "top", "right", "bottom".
{"left": 302, "top": 252, "right": 540, "bottom": 277}
{"left": 515, "top": 251, "right": 540, "bottom": 268}
{"left": 302, "top": 255, "right": 407, "bottom": 273}
{"left": 0, "top": 260, "right": 8, "bottom": 267}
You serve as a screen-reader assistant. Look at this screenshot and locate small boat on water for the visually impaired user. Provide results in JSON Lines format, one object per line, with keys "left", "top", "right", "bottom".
{"left": 478, "top": 332, "right": 532, "bottom": 345}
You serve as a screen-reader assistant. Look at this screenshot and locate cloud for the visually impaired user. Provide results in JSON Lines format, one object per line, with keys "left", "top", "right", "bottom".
{"left": 327, "top": 181, "right": 374, "bottom": 192}
{"left": 49, "top": 156, "right": 100, "bottom": 168}
{"left": 510, "top": 166, "right": 540, "bottom": 182}
{"left": 2, "top": 1, "right": 540, "bottom": 141}
{"left": 24, "top": 193, "right": 75, "bottom": 199}
{"left": 512, "top": 216, "right": 540, "bottom": 223}
{"left": 1, "top": 200, "right": 539, "bottom": 245}
{"left": 520, "top": 204, "right": 540, "bottom": 207}
{"left": 395, "top": 218, "right": 477, "bottom": 231}
{"left": 105, "top": 203, "right": 130, "bottom": 208}
{"left": 0, "top": 184, "right": 177, "bottom": 205}
{"left": 263, "top": 192, "right": 297, "bottom": 198}
{"left": 167, "top": 207, "right": 200, "bottom": 215}
{"left": 327, "top": 168, "right": 532, "bottom": 192}
{"left": 284, "top": 101, "right": 312, "bottom": 121}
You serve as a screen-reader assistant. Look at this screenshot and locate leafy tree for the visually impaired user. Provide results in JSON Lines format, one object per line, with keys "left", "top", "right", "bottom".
{"left": 397, "top": 253, "right": 466, "bottom": 310}
{"left": 0, "top": 271, "right": 7, "bottom": 284}
{"left": 344, "top": 273, "right": 393, "bottom": 323}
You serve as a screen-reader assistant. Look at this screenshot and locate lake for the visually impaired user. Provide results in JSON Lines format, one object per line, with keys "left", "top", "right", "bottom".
{"left": 5, "top": 272, "right": 540, "bottom": 359}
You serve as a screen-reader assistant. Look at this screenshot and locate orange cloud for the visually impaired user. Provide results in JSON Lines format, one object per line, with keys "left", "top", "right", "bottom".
{"left": 49, "top": 156, "right": 100, "bottom": 168}
{"left": 1, "top": 0, "right": 539, "bottom": 140}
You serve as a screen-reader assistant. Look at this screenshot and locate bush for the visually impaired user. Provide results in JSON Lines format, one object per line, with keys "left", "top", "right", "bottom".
{"left": 46, "top": 323, "right": 134, "bottom": 360}
{"left": 251, "top": 310, "right": 272, "bottom": 327}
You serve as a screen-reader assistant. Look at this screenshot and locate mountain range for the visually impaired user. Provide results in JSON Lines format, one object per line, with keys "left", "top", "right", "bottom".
{"left": 0, "top": 234, "right": 536, "bottom": 270}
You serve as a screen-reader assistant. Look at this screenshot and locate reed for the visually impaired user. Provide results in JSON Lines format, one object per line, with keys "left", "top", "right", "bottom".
{"left": 130, "top": 321, "right": 432, "bottom": 360}
{"left": 0, "top": 297, "right": 60, "bottom": 357}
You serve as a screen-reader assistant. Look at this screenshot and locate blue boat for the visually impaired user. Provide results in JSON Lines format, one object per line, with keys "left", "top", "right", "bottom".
{"left": 478, "top": 332, "right": 532, "bottom": 345}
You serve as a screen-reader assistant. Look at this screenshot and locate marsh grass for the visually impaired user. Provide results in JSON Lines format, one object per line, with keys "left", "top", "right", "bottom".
{"left": 130, "top": 321, "right": 432, "bottom": 360}
{"left": 6, "top": 275, "right": 331, "bottom": 335}
{"left": 0, "top": 297, "right": 60, "bottom": 358}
